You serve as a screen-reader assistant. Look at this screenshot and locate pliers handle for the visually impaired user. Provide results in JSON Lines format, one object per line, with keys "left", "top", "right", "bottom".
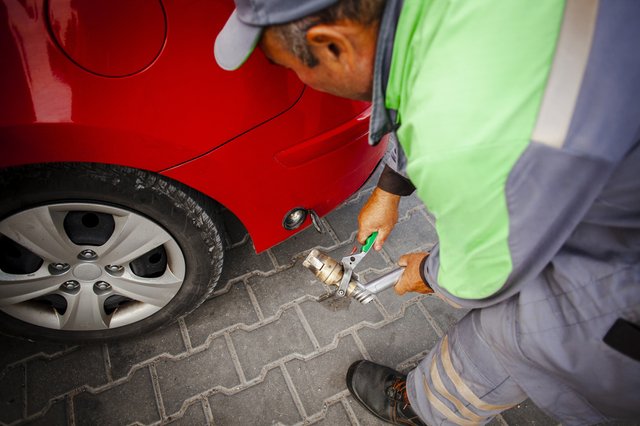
{"left": 336, "top": 232, "right": 378, "bottom": 297}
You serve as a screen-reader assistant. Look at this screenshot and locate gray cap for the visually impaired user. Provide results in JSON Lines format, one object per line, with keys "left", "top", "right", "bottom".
{"left": 215, "top": 0, "right": 339, "bottom": 71}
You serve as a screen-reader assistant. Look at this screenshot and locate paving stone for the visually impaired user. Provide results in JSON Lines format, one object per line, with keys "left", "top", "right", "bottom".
{"left": 346, "top": 396, "right": 387, "bottom": 425}
{"left": 286, "top": 335, "right": 363, "bottom": 416}
{"left": 26, "top": 398, "right": 68, "bottom": 426}
{"left": 231, "top": 309, "right": 315, "bottom": 380}
{"left": 271, "top": 225, "right": 336, "bottom": 266}
{"left": 166, "top": 401, "right": 208, "bottom": 425}
{"left": 107, "top": 322, "right": 185, "bottom": 379}
{"left": 27, "top": 345, "right": 106, "bottom": 415}
{"left": 324, "top": 191, "right": 371, "bottom": 242}
{"left": 186, "top": 281, "right": 260, "bottom": 347}
{"left": 0, "top": 365, "right": 24, "bottom": 424}
{"left": 421, "top": 296, "right": 470, "bottom": 334}
{"left": 247, "top": 260, "right": 326, "bottom": 318}
{"left": 298, "top": 299, "right": 384, "bottom": 347}
{"left": 156, "top": 337, "right": 238, "bottom": 415}
{"left": 357, "top": 304, "right": 439, "bottom": 368}
{"left": 398, "top": 193, "right": 425, "bottom": 218}
{"left": 209, "top": 367, "right": 301, "bottom": 425}
{"left": 383, "top": 212, "right": 437, "bottom": 260}
{"left": 0, "top": 334, "right": 67, "bottom": 370}
{"left": 73, "top": 368, "right": 159, "bottom": 426}
{"left": 313, "top": 402, "right": 352, "bottom": 426}
{"left": 501, "top": 399, "right": 556, "bottom": 426}
{"left": 218, "top": 239, "right": 275, "bottom": 285}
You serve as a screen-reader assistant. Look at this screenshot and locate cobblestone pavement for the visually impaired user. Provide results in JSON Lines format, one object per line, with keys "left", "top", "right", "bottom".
{"left": 0, "top": 172, "right": 597, "bottom": 426}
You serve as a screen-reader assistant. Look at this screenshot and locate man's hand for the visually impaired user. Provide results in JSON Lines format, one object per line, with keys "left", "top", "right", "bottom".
{"left": 395, "top": 252, "right": 433, "bottom": 295}
{"left": 357, "top": 187, "right": 401, "bottom": 251}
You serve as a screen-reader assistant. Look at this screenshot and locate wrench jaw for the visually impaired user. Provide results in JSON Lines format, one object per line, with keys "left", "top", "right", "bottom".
{"left": 303, "top": 249, "right": 376, "bottom": 304}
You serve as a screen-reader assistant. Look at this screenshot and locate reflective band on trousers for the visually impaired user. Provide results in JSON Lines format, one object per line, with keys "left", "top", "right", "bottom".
{"left": 440, "top": 335, "right": 514, "bottom": 412}
{"left": 429, "top": 358, "right": 485, "bottom": 423}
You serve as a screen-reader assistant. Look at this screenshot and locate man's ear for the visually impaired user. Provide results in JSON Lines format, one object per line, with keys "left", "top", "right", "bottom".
{"left": 306, "top": 24, "right": 355, "bottom": 67}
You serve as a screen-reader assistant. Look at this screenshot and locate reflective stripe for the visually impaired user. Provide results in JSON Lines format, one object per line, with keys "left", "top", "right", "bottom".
{"left": 531, "top": 0, "right": 599, "bottom": 148}
{"left": 429, "top": 359, "right": 486, "bottom": 423}
{"left": 421, "top": 373, "right": 479, "bottom": 426}
{"left": 440, "top": 336, "right": 514, "bottom": 412}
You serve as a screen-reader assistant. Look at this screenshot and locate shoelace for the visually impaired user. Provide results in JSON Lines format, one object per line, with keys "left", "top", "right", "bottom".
{"left": 385, "top": 378, "right": 411, "bottom": 410}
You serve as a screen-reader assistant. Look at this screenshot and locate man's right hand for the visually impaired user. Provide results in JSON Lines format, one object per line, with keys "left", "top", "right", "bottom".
{"left": 357, "top": 187, "right": 401, "bottom": 251}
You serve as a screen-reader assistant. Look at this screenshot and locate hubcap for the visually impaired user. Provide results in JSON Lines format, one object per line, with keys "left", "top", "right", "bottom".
{"left": 0, "top": 203, "right": 186, "bottom": 331}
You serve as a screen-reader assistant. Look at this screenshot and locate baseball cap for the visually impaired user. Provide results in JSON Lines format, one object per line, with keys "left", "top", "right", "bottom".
{"left": 215, "top": 0, "right": 339, "bottom": 71}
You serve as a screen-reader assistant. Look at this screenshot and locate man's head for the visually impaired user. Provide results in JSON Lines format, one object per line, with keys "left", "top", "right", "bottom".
{"left": 215, "top": 0, "right": 385, "bottom": 101}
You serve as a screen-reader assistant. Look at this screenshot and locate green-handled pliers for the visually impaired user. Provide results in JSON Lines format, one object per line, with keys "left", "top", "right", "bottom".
{"left": 336, "top": 232, "right": 378, "bottom": 297}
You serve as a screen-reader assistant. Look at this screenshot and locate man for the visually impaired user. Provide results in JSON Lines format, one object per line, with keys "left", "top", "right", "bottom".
{"left": 215, "top": 1, "right": 640, "bottom": 424}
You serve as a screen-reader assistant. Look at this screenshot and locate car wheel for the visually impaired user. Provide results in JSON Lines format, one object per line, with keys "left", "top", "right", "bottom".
{"left": 0, "top": 163, "right": 224, "bottom": 342}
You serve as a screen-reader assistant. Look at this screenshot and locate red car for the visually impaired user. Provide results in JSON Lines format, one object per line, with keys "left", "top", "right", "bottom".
{"left": 0, "top": 0, "right": 387, "bottom": 342}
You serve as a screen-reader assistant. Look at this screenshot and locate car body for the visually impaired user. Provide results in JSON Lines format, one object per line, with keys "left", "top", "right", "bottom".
{"left": 0, "top": 0, "right": 387, "bottom": 341}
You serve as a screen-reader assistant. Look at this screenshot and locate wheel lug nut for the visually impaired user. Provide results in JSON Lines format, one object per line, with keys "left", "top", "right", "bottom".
{"left": 94, "top": 281, "right": 111, "bottom": 292}
{"left": 105, "top": 265, "right": 124, "bottom": 274}
{"left": 60, "top": 280, "right": 80, "bottom": 292}
{"left": 49, "top": 263, "right": 70, "bottom": 275}
{"left": 78, "top": 249, "right": 98, "bottom": 260}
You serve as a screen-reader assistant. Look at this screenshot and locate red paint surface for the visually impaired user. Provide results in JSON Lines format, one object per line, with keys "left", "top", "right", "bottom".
{"left": 0, "top": 0, "right": 386, "bottom": 251}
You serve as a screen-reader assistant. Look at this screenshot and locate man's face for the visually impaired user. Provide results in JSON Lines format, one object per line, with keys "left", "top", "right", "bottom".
{"left": 260, "top": 24, "right": 376, "bottom": 101}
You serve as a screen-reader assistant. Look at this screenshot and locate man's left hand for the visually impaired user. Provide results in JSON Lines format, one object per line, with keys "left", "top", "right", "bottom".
{"left": 395, "top": 252, "right": 433, "bottom": 295}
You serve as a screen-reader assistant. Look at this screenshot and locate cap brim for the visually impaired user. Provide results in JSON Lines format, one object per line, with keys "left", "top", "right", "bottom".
{"left": 214, "top": 10, "right": 263, "bottom": 71}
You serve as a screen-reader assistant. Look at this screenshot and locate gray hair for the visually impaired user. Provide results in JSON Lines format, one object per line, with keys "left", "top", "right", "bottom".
{"left": 269, "top": 0, "right": 386, "bottom": 67}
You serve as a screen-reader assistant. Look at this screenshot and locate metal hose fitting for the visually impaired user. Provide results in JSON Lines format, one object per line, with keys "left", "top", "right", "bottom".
{"left": 303, "top": 249, "right": 403, "bottom": 304}
{"left": 303, "top": 249, "right": 375, "bottom": 303}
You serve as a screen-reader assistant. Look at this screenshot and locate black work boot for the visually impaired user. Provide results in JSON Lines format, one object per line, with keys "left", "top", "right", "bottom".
{"left": 347, "top": 360, "right": 426, "bottom": 426}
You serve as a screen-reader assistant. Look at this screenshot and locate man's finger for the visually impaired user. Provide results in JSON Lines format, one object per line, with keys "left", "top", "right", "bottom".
{"left": 373, "top": 229, "right": 389, "bottom": 251}
{"left": 394, "top": 280, "right": 407, "bottom": 295}
{"left": 397, "top": 254, "right": 409, "bottom": 267}
{"left": 357, "top": 228, "right": 373, "bottom": 245}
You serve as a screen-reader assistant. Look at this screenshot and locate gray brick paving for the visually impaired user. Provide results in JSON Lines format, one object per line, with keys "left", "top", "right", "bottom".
{"left": 270, "top": 226, "right": 337, "bottom": 267}
{"left": 24, "top": 399, "right": 67, "bottom": 426}
{"left": 208, "top": 368, "right": 302, "bottom": 425}
{"left": 357, "top": 304, "right": 440, "bottom": 368}
{"left": 324, "top": 189, "right": 372, "bottom": 242}
{"left": 107, "top": 323, "right": 186, "bottom": 380}
{"left": 312, "top": 402, "right": 352, "bottom": 426}
{"left": 0, "top": 365, "right": 23, "bottom": 424}
{"left": 73, "top": 368, "right": 160, "bottom": 426}
{"left": 297, "top": 299, "right": 383, "bottom": 347}
{"left": 420, "top": 297, "right": 470, "bottom": 334}
{"left": 285, "top": 335, "right": 363, "bottom": 416}
{"left": 0, "top": 335, "right": 67, "bottom": 369}
{"left": 165, "top": 401, "right": 209, "bottom": 425}
{"left": 218, "top": 241, "right": 275, "bottom": 286}
{"left": 155, "top": 337, "right": 239, "bottom": 415}
{"left": 185, "top": 281, "right": 260, "bottom": 348}
{"left": 230, "top": 309, "right": 316, "bottom": 380}
{"left": 0, "top": 178, "right": 597, "bottom": 425}
{"left": 246, "top": 260, "right": 326, "bottom": 318}
{"left": 26, "top": 345, "right": 106, "bottom": 416}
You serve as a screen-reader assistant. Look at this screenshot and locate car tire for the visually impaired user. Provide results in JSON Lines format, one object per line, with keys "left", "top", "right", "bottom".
{"left": 0, "top": 163, "right": 224, "bottom": 342}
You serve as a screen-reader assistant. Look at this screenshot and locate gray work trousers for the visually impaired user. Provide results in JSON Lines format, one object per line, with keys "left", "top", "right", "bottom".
{"left": 406, "top": 268, "right": 640, "bottom": 426}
